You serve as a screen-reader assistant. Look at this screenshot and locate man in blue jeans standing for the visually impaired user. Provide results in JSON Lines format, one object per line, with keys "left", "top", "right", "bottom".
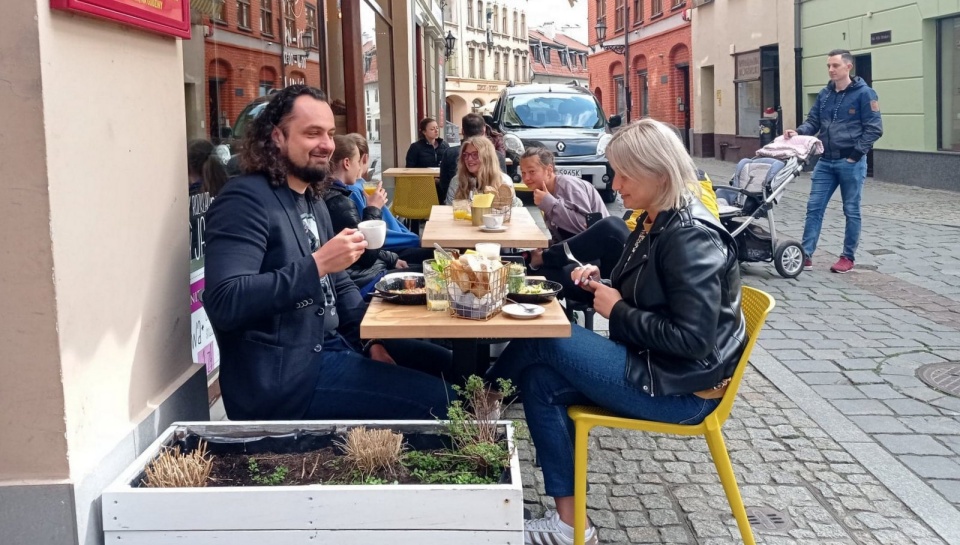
{"left": 785, "top": 49, "right": 883, "bottom": 273}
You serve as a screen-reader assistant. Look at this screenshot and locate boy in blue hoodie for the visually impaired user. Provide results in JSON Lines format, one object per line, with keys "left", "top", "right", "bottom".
{"left": 346, "top": 134, "right": 433, "bottom": 260}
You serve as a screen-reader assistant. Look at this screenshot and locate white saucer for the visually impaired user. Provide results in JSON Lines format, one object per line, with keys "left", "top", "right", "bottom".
{"left": 479, "top": 226, "right": 507, "bottom": 233}
{"left": 502, "top": 303, "right": 544, "bottom": 319}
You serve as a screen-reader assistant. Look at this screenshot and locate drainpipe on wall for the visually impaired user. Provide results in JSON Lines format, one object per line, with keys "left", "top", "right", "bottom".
{"left": 794, "top": 0, "right": 803, "bottom": 125}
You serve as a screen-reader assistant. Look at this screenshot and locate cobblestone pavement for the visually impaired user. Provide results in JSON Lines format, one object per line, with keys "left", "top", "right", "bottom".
{"left": 519, "top": 159, "right": 960, "bottom": 543}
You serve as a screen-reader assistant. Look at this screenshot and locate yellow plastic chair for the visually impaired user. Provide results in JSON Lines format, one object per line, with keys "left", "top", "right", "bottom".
{"left": 567, "top": 286, "right": 775, "bottom": 545}
{"left": 390, "top": 175, "right": 439, "bottom": 231}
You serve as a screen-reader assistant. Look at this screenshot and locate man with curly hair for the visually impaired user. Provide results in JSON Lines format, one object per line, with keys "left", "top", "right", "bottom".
{"left": 204, "top": 85, "right": 454, "bottom": 421}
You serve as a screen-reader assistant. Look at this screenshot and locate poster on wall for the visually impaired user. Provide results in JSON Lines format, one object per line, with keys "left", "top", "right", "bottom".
{"left": 190, "top": 260, "right": 219, "bottom": 374}
{"left": 190, "top": 188, "right": 219, "bottom": 375}
{"left": 50, "top": 0, "right": 191, "bottom": 38}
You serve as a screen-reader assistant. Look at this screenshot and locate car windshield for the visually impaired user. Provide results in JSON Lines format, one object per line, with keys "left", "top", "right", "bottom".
{"left": 502, "top": 93, "right": 604, "bottom": 130}
{"left": 233, "top": 102, "right": 269, "bottom": 141}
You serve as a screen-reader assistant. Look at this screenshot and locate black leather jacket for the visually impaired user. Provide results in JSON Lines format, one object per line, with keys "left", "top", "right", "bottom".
{"left": 322, "top": 184, "right": 399, "bottom": 288}
{"left": 607, "top": 199, "right": 746, "bottom": 397}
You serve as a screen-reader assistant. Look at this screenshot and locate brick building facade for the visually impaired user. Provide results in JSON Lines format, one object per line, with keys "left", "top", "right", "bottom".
{"left": 202, "top": 0, "right": 324, "bottom": 140}
{"left": 587, "top": 0, "right": 692, "bottom": 146}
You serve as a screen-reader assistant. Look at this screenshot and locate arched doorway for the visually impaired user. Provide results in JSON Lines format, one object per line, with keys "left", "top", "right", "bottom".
{"left": 608, "top": 61, "right": 625, "bottom": 119}
{"left": 258, "top": 66, "right": 278, "bottom": 96}
{"left": 632, "top": 55, "right": 648, "bottom": 118}
{"left": 669, "top": 44, "right": 692, "bottom": 148}
{"left": 446, "top": 94, "right": 469, "bottom": 127}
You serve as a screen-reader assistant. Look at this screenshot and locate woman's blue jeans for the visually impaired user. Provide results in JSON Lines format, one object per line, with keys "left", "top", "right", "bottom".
{"left": 487, "top": 326, "right": 719, "bottom": 497}
{"left": 802, "top": 157, "right": 867, "bottom": 260}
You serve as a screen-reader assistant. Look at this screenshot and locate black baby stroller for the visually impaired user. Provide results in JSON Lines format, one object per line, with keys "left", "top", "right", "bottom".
{"left": 714, "top": 137, "right": 820, "bottom": 279}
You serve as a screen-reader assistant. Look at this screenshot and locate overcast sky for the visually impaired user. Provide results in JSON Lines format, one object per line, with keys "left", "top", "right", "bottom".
{"left": 528, "top": 0, "right": 589, "bottom": 44}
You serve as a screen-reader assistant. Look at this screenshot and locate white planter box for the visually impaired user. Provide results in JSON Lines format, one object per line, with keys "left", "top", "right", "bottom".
{"left": 103, "top": 420, "right": 524, "bottom": 544}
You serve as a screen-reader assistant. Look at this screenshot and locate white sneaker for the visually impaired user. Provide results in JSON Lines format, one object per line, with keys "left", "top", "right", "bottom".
{"left": 524, "top": 509, "right": 598, "bottom": 545}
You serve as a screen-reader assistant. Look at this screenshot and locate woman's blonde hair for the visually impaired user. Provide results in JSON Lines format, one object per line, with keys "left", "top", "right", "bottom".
{"left": 605, "top": 119, "right": 699, "bottom": 212}
{"left": 453, "top": 136, "right": 503, "bottom": 200}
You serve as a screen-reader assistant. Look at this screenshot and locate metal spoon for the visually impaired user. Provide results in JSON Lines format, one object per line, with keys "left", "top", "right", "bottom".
{"left": 562, "top": 241, "right": 584, "bottom": 268}
{"left": 433, "top": 243, "right": 455, "bottom": 262}
{"left": 505, "top": 298, "right": 539, "bottom": 313}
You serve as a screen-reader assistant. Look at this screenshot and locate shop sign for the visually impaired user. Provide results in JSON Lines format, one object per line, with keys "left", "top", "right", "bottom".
{"left": 50, "top": 0, "right": 190, "bottom": 38}
{"left": 870, "top": 30, "right": 892, "bottom": 45}
{"left": 283, "top": 51, "right": 308, "bottom": 69}
{"left": 735, "top": 51, "right": 760, "bottom": 80}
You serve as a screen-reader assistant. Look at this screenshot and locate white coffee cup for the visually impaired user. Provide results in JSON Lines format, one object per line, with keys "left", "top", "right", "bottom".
{"left": 357, "top": 220, "right": 387, "bottom": 249}
{"left": 475, "top": 242, "right": 501, "bottom": 260}
{"left": 482, "top": 213, "right": 504, "bottom": 229}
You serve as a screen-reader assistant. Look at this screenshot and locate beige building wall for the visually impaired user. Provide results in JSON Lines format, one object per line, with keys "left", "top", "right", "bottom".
{"left": 692, "top": 0, "right": 796, "bottom": 160}
{"left": 38, "top": 2, "right": 198, "bottom": 481}
{"left": 0, "top": 0, "right": 70, "bottom": 482}
{"left": 1, "top": 1, "right": 208, "bottom": 543}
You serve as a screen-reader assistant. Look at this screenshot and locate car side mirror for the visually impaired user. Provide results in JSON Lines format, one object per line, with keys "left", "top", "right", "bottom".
{"left": 218, "top": 126, "right": 233, "bottom": 139}
{"left": 482, "top": 114, "right": 495, "bottom": 126}
{"left": 607, "top": 115, "right": 622, "bottom": 128}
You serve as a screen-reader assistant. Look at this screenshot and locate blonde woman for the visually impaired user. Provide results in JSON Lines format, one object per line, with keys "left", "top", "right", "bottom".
{"left": 487, "top": 119, "right": 747, "bottom": 545}
{"left": 445, "top": 136, "right": 516, "bottom": 205}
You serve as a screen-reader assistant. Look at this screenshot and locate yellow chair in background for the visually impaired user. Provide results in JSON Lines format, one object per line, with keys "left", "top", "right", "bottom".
{"left": 567, "top": 286, "right": 775, "bottom": 545}
{"left": 390, "top": 175, "right": 439, "bottom": 233}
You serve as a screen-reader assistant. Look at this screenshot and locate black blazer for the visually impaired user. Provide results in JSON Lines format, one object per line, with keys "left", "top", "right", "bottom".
{"left": 405, "top": 138, "right": 448, "bottom": 168}
{"left": 203, "top": 174, "right": 367, "bottom": 420}
{"left": 608, "top": 199, "right": 746, "bottom": 397}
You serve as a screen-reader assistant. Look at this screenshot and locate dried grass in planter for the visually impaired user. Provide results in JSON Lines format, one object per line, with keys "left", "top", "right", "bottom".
{"left": 142, "top": 440, "right": 213, "bottom": 488}
{"left": 335, "top": 427, "right": 404, "bottom": 477}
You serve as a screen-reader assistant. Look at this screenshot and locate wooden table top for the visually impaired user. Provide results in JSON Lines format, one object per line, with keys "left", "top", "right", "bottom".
{"left": 360, "top": 284, "right": 571, "bottom": 340}
{"left": 421, "top": 206, "right": 550, "bottom": 249}
{"left": 382, "top": 167, "right": 441, "bottom": 177}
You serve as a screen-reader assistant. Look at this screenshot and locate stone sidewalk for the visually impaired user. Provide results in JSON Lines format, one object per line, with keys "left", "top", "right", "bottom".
{"left": 519, "top": 159, "right": 960, "bottom": 544}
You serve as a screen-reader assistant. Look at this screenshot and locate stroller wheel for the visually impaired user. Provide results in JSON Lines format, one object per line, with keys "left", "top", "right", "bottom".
{"left": 774, "top": 241, "right": 805, "bottom": 278}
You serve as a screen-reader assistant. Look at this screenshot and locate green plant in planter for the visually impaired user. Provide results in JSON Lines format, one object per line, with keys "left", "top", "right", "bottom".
{"left": 247, "top": 457, "right": 289, "bottom": 486}
{"left": 445, "top": 375, "right": 517, "bottom": 477}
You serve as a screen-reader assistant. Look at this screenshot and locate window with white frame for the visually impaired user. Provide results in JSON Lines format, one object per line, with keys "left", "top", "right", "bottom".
{"left": 939, "top": 16, "right": 960, "bottom": 151}
{"left": 237, "top": 0, "right": 251, "bottom": 28}
{"left": 260, "top": 0, "right": 273, "bottom": 35}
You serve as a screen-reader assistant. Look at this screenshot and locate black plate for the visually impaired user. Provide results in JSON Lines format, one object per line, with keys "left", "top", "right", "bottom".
{"left": 372, "top": 275, "right": 427, "bottom": 305}
{"left": 507, "top": 279, "right": 563, "bottom": 304}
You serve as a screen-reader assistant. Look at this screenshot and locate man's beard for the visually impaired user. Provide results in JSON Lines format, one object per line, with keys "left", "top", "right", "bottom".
{"left": 282, "top": 154, "right": 329, "bottom": 184}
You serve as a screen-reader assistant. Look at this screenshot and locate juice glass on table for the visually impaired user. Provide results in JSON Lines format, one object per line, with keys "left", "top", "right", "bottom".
{"left": 452, "top": 199, "right": 472, "bottom": 221}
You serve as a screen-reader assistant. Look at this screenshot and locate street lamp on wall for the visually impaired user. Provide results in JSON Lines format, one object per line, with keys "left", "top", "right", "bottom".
{"left": 594, "top": 7, "right": 632, "bottom": 122}
{"left": 300, "top": 32, "right": 317, "bottom": 87}
{"left": 444, "top": 31, "right": 457, "bottom": 59}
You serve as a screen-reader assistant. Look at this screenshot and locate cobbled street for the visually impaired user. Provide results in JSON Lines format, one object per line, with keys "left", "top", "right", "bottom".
{"left": 517, "top": 158, "right": 960, "bottom": 544}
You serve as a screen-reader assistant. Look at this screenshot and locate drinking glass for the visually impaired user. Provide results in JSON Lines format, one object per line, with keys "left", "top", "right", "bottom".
{"left": 452, "top": 199, "right": 472, "bottom": 221}
{"left": 423, "top": 260, "right": 449, "bottom": 312}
